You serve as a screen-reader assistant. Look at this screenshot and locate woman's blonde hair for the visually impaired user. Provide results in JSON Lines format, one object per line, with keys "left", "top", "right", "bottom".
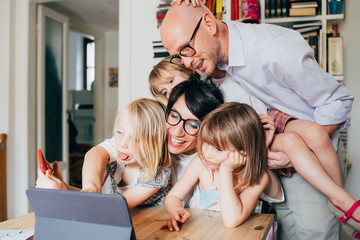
{"left": 197, "top": 102, "right": 266, "bottom": 188}
{"left": 113, "top": 98, "right": 171, "bottom": 181}
{"left": 149, "top": 56, "right": 194, "bottom": 105}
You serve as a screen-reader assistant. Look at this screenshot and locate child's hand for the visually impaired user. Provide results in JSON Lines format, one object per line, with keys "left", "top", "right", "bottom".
{"left": 160, "top": 209, "right": 191, "bottom": 231}
{"left": 220, "top": 150, "right": 246, "bottom": 172}
{"left": 36, "top": 168, "right": 67, "bottom": 190}
{"left": 171, "top": 0, "right": 203, "bottom": 7}
{"left": 52, "top": 161, "right": 63, "bottom": 181}
{"left": 259, "top": 114, "right": 275, "bottom": 148}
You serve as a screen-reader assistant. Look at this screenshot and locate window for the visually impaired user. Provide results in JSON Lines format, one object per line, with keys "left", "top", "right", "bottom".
{"left": 83, "top": 38, "right": 95, "bottom": 90}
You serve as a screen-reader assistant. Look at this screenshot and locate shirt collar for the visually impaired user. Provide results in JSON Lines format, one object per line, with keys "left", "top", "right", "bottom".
{"left": 217, "top": 20, "right": 246, "bottom": 71}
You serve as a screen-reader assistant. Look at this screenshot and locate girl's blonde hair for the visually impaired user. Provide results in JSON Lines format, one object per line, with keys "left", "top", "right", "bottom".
{"left": 149, "top": 56, "right": 194, "bottom": 105}
{"left": 197, "top": 102, "right": 266, "bottom": 188}
{"left": 113, "top": 98, "right": 171, "bottom": 181}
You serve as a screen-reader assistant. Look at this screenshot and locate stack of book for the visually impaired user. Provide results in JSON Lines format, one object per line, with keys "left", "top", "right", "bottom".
{"left": 289, "top": 0, "right": 319, "bottom": 17}
{"left": 265, "top": 0, "right": 289, "bottom": 18}
{"left": 152, "top": 41, "right": 169, "bottom": 65}
{"left": 156, "top": 1, "right": 171, "bottom": 28}
{"left": 293, "top": 21, "right": 321, "bottom": 37}
{"left": 204, "top": 0, "right": 224, "bottom": 20}
{"left": 293, "top": 21, "right": 322, "bottom": 63}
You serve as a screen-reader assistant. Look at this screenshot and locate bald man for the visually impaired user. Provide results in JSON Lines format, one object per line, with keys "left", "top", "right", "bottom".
{"left": 161, "top": 2, "right": 353, "bottom": 240}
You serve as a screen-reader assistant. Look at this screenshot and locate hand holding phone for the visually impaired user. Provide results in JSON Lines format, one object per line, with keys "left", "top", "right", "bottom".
{"left": 37, "top": 149, "right": 53, "bottom": 174}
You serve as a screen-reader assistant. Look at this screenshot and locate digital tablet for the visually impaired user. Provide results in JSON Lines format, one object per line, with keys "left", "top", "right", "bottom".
{"left": 26, "top": 188, "right": 136, "bottom": 240}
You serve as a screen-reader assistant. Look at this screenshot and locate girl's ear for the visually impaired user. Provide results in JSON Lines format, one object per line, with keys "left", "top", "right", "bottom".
{"left": 202, "top": 12, "right": 217, "bottom": 36}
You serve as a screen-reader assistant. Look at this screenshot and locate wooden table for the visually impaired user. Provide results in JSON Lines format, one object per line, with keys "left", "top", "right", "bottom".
{"left": 0, "top": 206, "right": 273, "bottom": 240}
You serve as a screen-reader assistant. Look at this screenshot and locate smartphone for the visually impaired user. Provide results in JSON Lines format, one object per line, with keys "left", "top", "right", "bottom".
{"left": 37, "top": 149, "right": 52, "bottom": 174}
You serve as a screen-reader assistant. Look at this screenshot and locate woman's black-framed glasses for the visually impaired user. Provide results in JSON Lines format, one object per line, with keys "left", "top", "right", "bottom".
{"left": 166, "top": 109, "right": 201, "bottom": 136}
{"left": 170, "top": 17, "right": 203, "bottom": 65}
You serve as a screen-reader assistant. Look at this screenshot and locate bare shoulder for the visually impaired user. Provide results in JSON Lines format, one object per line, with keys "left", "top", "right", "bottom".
{"left": 184, "top": 155, "right": 207, "bottom": 177}
{"left": 189, "top": 155, "right": 206, "bottom": 169}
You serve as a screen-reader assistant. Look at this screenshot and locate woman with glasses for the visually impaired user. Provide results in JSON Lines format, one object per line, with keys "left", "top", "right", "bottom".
{"left": 164, "top": 75, "right": 224, "bottom": 204}
{"left": 77, "top": 75, "right": 223, "bottom": 204}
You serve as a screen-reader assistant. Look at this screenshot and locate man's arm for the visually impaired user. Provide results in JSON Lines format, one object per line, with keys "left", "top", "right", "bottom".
{"left": 267, "top": 150, "right": 293, "bottom": 169}
{"left": 266, "top": 31, "right": 353, "bottom": 129}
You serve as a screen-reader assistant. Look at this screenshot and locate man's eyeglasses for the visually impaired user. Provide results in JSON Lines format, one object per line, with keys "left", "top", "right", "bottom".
{"left": 166, "top": 109, "right": 201, "bottom": 136}
{"left": 170, "top": 17, "right": 203, "bottom": 65}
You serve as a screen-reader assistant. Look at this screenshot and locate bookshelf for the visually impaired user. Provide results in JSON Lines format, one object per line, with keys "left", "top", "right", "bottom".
{"left": 222, "top": 0, "right": 345, "bottom": 81}
{"left": 221, "top": 0, "right": 348, "bottom": 149}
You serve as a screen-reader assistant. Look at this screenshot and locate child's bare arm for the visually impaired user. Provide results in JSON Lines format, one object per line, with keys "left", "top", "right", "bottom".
{"left": 82, "top": 146, "right": 110, "bottom": 193}
{"left": 122, "top": 186, "right": 160, "bottom": 208}
{"left": 163, "top": 156, "right": 201, "bottom": 231}
{"left": 222, "top": 171, "right": 268, "bottom": 228}
{"left": 220, "top": 152, "right": 269, "bottom": 227}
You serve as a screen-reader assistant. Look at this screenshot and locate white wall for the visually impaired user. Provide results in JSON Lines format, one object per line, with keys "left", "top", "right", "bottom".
{"left": 2, "top": 0, "right": 36, "bottom": 219}
{"left": 104, "top": 31, "right": 119, "bottom": 138}
{"left": 0, "top": 0, "right": 11, "bottom": 134}
{"left": 118, "top": 0, "right": 159, "bottom": 110}
{"left": 130, "top": 1, "right": 160, "bottom": 100}
{"left": 341, "top": 0, "right": 360, "bottom": 200}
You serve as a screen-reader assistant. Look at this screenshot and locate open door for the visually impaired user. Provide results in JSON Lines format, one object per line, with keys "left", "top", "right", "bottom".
{"left": 37, "top": 5, "right": 69, "bottom": 181}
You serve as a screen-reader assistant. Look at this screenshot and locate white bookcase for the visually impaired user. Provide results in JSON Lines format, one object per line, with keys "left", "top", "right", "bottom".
{"left": 222, "top": 0, "right": 345, "bottom": 81}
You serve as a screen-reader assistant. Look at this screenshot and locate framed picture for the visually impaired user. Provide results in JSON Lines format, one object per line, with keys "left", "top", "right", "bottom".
{"left": 109, "top": 67, "right": 118, "bottom": 87}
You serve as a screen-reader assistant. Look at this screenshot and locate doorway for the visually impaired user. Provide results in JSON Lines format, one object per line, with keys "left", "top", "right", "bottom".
{"left": 36, "top": 1, "right": 107, "bottom": 192}
{"left": 67, "top": 30, "right": 96, "bottom": 188}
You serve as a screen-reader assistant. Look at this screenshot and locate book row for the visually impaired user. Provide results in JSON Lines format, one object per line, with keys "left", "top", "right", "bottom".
{"left": 265, "top": 0, "right": 321, "bottom": 18}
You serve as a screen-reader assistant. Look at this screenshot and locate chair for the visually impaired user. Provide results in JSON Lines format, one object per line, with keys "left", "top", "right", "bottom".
{"left": 0, "top": 133, "right": 8, "bottom": 221}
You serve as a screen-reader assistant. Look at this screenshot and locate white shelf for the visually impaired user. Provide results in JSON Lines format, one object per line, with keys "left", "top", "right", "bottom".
{"left": 262, "top": 15, "right": 323, "bottom": 24}
{"left": 334, "top": 75, "right": 344, "bottom": 82}
{"left": 326, "top": 14, "right": 345, "bottom": 20}
{"left": 224, "top": 0, "right": 345, "bottom": 77}
{"left": 262, "top": 14, "right": 344, "bottom": 24}
{"left": 258, "top": 0, "right": 344, "bottom": 75}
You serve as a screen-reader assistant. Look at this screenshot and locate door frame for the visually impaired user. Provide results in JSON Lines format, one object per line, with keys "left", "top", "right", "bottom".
{"left": 36, "top": 5, "right": 69, "bottom": 180}
{"left": 69, "top": 20, "right": 105, "bottom": 146}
